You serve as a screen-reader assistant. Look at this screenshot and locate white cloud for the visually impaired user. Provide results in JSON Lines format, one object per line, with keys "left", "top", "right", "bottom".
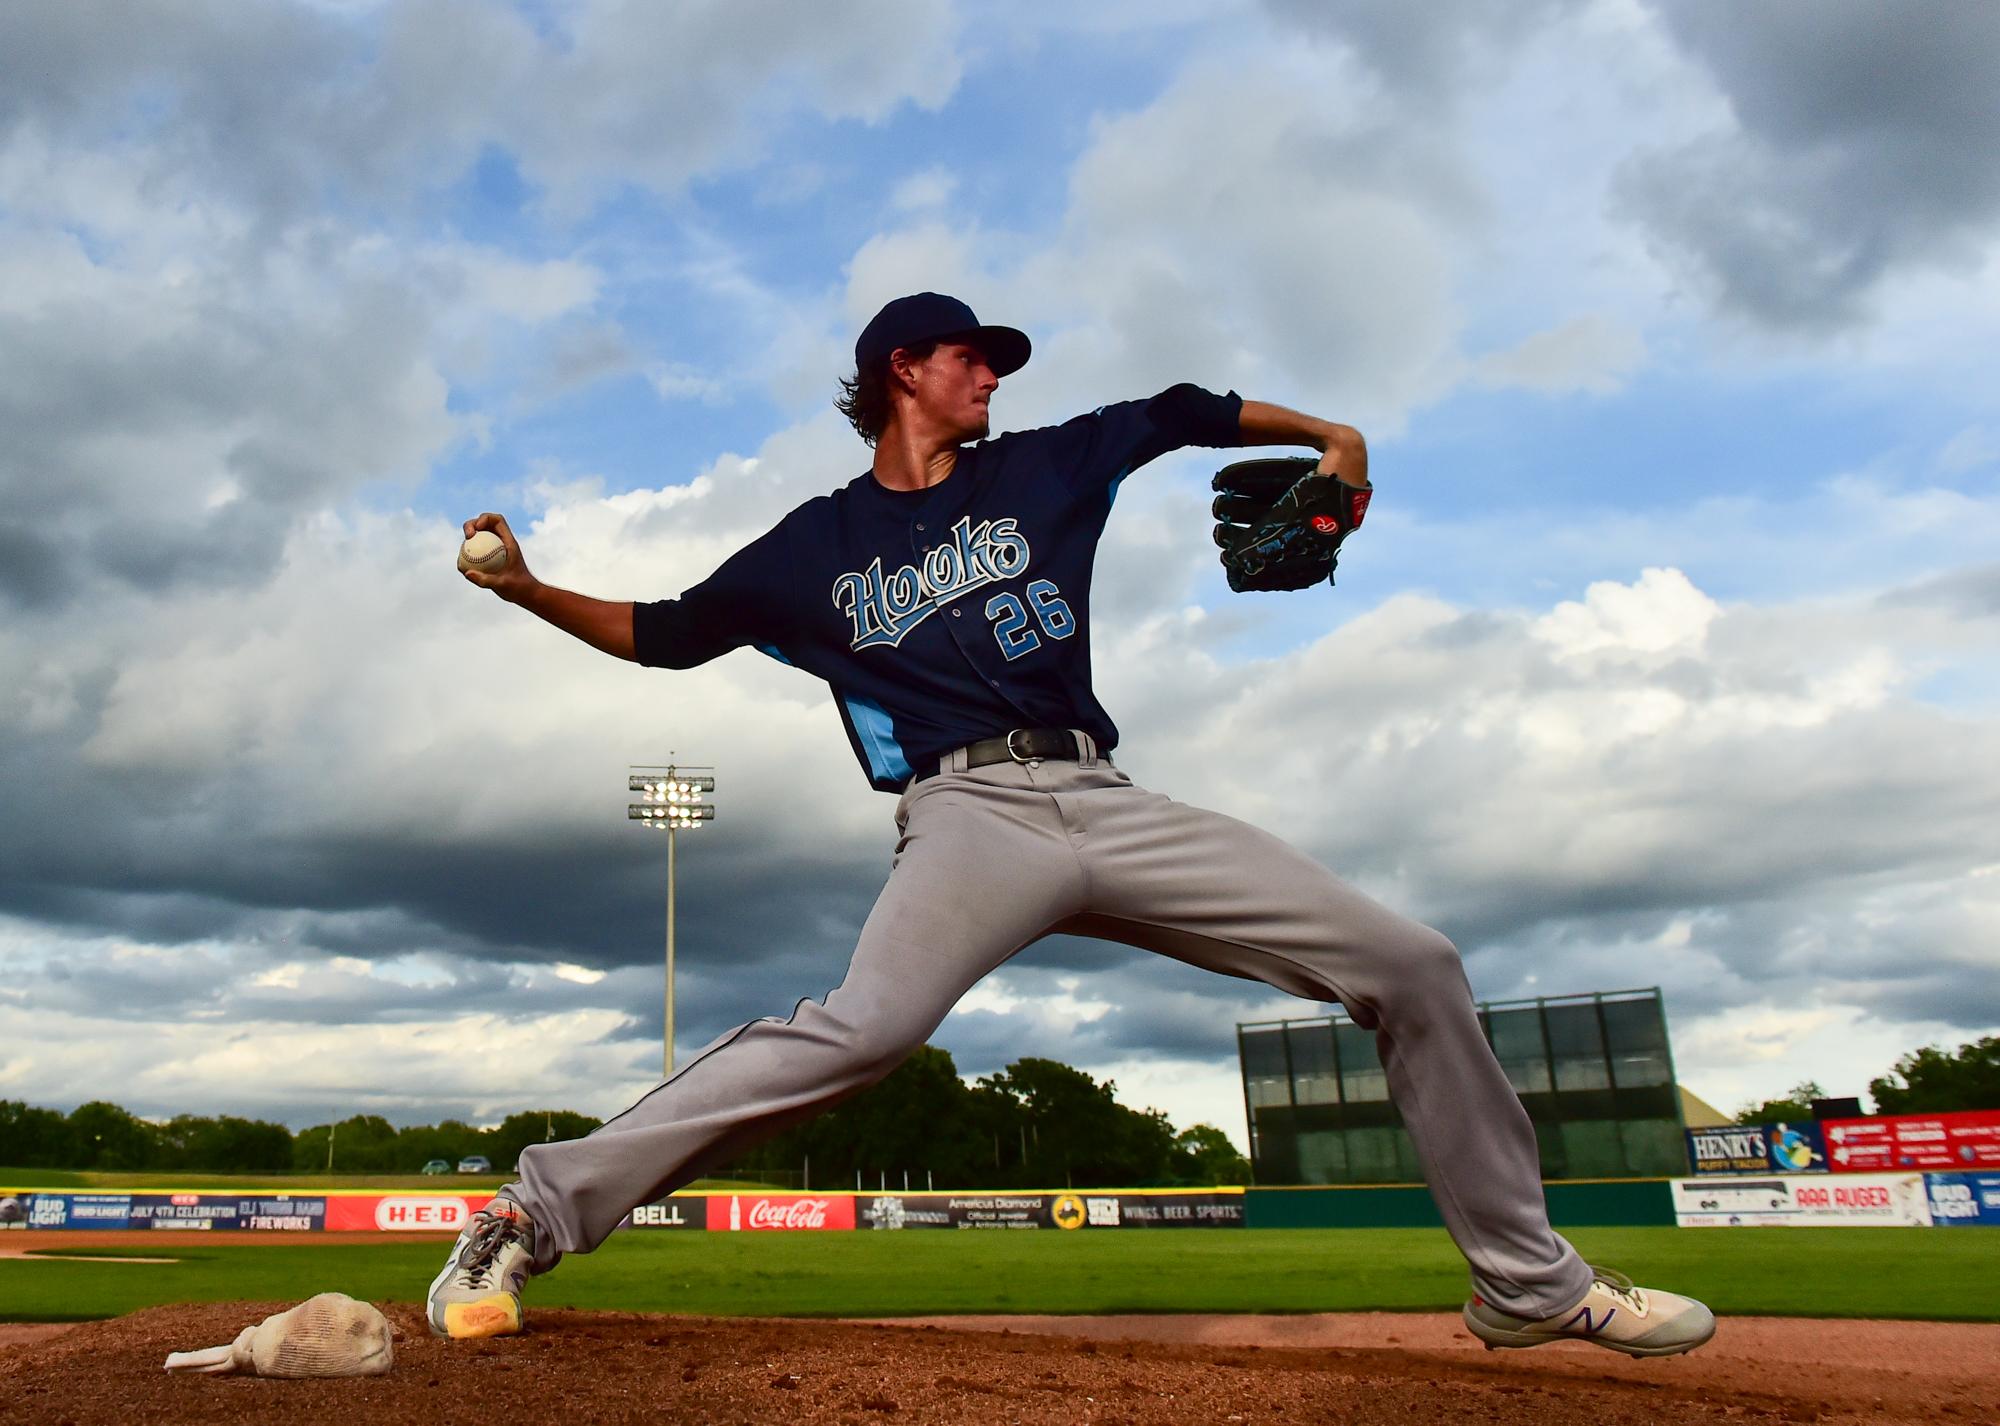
{"left": 1534, "top": 566, "right": 1717, "bottom": 660}
{"left": 0, "top": 999, "right": 658, "bottom": 1125}
{"left": 1939, "top": 425, "right": 2000, "bottom": 477}
{"left": 890, "top": 167, "right": 958, "bottom": 213}
{"left": 1476, "top": 315, "right": 1646, "bottom": 395}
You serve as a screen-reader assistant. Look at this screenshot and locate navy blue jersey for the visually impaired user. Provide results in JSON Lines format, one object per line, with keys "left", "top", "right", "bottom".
{"left": 633, "top": 384, "right": 1244, "bottom": 790}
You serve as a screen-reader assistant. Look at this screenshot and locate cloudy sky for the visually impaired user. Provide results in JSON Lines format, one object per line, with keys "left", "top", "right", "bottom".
{"left": 3, "top": 0, "right": 1997, "bottom": 1156}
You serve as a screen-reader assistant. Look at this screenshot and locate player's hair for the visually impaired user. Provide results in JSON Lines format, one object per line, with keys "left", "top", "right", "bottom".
{"left": 835, "top": 341, "right": 936, "bottom": 446}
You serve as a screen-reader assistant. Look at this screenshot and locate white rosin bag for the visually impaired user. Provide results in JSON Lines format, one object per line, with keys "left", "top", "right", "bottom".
{"left": 163, "top": 1292, "right": 394, "bottom": 1376}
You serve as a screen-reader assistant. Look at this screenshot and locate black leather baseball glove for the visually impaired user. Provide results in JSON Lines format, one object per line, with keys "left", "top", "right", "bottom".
{"left": 1211, "top": 456, "right": 1371, "bottom": 592}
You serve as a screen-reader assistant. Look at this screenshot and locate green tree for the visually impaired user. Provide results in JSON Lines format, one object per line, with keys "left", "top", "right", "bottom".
{"left": 486, "top": 1111, "right": 603, "bottom": 1172}
{"left": 292, "top": 1124, "right": 333, "bottom": 1172}
{"left": 1734, "top": 1080, "right": 1824, "bottom": 1126}
{"left": 730, "top": 1046, "right": 1216, "bottom": 1190}
{"left": 67, "top": 1101, "right": 157, "bottom": 1169}
{"left": 1870, "top": 1037, "right": 2000, "bottom": 1114}
{"left": 979, "top": 1058, "right": 1177, "bottom": 1187}
{"left": 743, "top": 1045, "right": 992, "bottom": 1189}
{"left": 196, "top": 1115, "right": 292, "bottom": 1172}
{"left": 157, "top": 1114, "right": 291, "bottom": 1172}
{"left": 1171, "top": 1124, "right": 1252, "bottom": 1185}
{"left": 422, "top": 1119, "right": 489, "bottom": 1167}
{"left": 0, "top": 1100, "right": 76, "bottom": 1167}
{"left": 295, "top": 1114, "right": 398, "bottom": 1172}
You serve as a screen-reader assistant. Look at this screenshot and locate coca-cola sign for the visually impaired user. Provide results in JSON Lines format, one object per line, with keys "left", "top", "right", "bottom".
{"left": 708, "top": 1194, "right": 855, "bottom": 1232}
{"left": 748, "top": 1199, "right": 829, "bottom": 1229}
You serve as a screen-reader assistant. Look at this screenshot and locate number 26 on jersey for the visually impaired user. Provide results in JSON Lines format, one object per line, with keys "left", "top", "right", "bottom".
{"left": 984, "top": 579, "right": 1074, "bottom": 660}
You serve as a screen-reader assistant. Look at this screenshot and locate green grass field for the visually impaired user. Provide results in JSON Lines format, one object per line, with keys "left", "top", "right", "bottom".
{"left": 5, "top": 1227, "right": 1996, "bottom": 1324}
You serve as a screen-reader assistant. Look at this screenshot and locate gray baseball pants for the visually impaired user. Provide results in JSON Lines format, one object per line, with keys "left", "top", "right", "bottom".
{"left": 509, "top": 737, "right": 1593, "bottom": 1317}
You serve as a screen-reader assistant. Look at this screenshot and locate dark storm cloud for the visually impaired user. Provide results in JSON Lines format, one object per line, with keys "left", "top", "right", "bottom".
{"left": 0, "top": 0, "right": 959, "bottom": 219}
{"left": 1619, "top": 0, "right": 2000, "bottom": 329}
{"left": 1, "top": 787, "right": 889, "bottom": 989}
{"left": 928, "top": 949, "right": 1321, "bottom": 1080}
{"left": 1839, "top": 970, "right": 2000, "bottom": 1034}
{"left": 0, "top": 254, "right": 459, "bottom": 609}
{"left": 0, "top": 524, "right": 69, "bottom": 610}
{"left": 0, "top": 652, "right": 897, "bottom": 1031}
{"left": 0, "top": 0, "right": 962, "bottom": 612}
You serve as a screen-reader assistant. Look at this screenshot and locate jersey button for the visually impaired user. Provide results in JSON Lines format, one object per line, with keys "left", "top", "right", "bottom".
{"left": 915, "top": 522, "right": 926, "bottom": 531}
{"left": 951, "top": 608, "right": 961, "bottom": 617}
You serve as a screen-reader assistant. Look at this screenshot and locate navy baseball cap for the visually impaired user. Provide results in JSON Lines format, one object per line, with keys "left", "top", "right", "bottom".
{"left": 854, "top": 292, "right": 1031, "bottom": 378}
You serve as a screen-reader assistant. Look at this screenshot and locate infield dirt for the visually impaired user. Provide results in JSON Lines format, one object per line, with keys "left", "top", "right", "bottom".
{"left": 4, "top": 1302, "right": 1994, "bottom": 1425}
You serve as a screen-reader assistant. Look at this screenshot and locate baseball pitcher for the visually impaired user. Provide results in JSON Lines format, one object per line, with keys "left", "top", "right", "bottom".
{"left": 431, "top": 292, "right": 1714, "bottom": 1359}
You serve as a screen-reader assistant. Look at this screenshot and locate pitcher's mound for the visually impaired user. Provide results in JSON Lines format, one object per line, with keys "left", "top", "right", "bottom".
{"left": 3, "top": 1301, "right": 1993, "bottom": 1425}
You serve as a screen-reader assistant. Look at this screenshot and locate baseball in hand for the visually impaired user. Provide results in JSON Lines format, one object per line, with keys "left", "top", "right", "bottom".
{"left": 457, "top": 531, "right": 508, "bottom": 575}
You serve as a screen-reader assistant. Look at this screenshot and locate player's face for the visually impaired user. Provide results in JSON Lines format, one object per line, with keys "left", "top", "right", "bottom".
{"left": 910, "top": 341, "right": 998, "bottom": 441}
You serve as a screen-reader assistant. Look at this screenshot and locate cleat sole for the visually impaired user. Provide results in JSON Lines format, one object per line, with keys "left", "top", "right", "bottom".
{"left": 434, "top": 1297, "right": 522, "bottom": 1339}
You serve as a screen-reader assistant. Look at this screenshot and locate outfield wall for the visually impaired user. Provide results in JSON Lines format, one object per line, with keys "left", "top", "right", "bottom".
{"left": 0, "top": 1187, "right": 1242, "bottom": 1235}
{"left": 7, "top": 1176, "right": 1994, "bottom": 1232}
{"left": 1245, "top": 1178, "right": 1676, "bottom": 1228}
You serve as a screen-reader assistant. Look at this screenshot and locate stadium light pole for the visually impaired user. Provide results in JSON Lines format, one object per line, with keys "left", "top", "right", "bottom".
{"left": 628, "top": 762, "right": 717, "bottom": 1079}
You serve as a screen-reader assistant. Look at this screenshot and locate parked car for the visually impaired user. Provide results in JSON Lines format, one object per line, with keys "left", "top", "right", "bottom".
{"left": 457, "top": 1155, "right": 492, "bottom": 1174}
{"left": 421, "top": 1159, "right": 451, "bottom": 1175}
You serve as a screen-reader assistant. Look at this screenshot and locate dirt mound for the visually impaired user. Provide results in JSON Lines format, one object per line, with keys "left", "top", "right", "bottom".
{"left": 3, "top": 1302, "right": 1994, "bottom": 1425}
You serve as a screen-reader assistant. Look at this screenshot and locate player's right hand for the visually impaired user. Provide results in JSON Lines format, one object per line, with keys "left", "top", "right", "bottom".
{"left": 460, "top": 512, "right": 538, "bottom": 604}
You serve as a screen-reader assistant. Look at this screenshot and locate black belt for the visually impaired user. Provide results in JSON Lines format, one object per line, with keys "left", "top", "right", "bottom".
{"left": 911, "top": 728, "right": 1087, "bottom": 785}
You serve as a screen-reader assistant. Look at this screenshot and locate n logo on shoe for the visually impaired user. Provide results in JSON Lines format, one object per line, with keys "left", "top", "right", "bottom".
{"left": 1562, "top": 1304, "right": 1617, "bottom": 1335}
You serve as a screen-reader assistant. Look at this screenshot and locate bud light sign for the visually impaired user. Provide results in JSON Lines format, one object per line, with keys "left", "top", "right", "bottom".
{"left": 1925, "top": 1173, "right": 2000, "bottom": 1227}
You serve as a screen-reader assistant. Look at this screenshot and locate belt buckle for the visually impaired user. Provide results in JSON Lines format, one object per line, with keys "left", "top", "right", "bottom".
{"left": 1005, "top": 729, "right": 1038, "bottom": 766}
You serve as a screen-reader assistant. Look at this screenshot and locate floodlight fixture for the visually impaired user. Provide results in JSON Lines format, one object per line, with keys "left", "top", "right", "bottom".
{"left": 625, "top": 761, "right": 717, "bottom": 1078}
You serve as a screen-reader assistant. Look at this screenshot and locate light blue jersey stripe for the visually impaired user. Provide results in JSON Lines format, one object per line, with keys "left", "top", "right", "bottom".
{"left": 755, "top": 643, "right": 793, "bottom": 666}
{"left": 842, "top": 693, "right": 913, "bottom": 786}
{"left": 1105, "top": 463, "right": 1134, "bottom": 510}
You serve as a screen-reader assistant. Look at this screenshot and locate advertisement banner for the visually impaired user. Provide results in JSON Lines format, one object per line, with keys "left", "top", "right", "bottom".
{"left": 1822, "top": 1109, "right": 2000, "bottom": 1172}
{"left": 856, "top": 1190, "right": 1246, "bottom": 1230}
{"left": 0, "top": 1192, "right": 328, "bottom": 1231}
{"left": 1672, "top": 1173, "right": 1932, "bottom": 1227}
{"left": 1685, "top": 1122, "right": 1828, "bottom": 1176}
{"left": 129, "top": 1194, "right": 240, "bottom": 1230}
{"left": 232, "top": 1197, "right": 328, "bottom": 1232}
{"left": 622, "top": 1197, "right": 708, "bottom": 1230}
{"left": 1051, "top": 1191, "right": 1247, "bottom": 1230}
{"left": 323, "top": 1193, "right": 493, "bottom": 1232}
{"left": 16, "top": 1193, "right": 135, "bottom": 1229}
{"left": 861, "top": 1193, "right": 1047, "bottom": 1229}
{"left": 1925, "top": 1173, "right": 2000, "bottom": 1227}
{"left": 706, "top": 1194, "right": 856, "bottom": 1231}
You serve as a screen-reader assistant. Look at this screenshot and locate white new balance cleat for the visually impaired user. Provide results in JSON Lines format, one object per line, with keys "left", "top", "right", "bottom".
{"left": 1462, "top": 1268, "right": 1716, "bottom": 1359}
{"left": 426, "top": 1198, "right": 536, "bottom": 1339}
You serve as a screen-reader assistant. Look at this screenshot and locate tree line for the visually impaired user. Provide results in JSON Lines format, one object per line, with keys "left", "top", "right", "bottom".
{"left": 0, "top": 1045, "right": 1251, "bottom": 1187}
{"left": 0, "top": 1098, "right": 603, "bottom": 1176}
{"left": 730, "top": 1047, "right": 1251, "bottom": 1189}
{"left": 1733, "top": 1035, "right": 2000, "bottom": 1124}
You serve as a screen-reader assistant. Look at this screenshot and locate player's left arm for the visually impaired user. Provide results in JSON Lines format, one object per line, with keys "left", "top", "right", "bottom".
{"left": 1235, "top": 400, "right": 1369, "bottom": 487}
